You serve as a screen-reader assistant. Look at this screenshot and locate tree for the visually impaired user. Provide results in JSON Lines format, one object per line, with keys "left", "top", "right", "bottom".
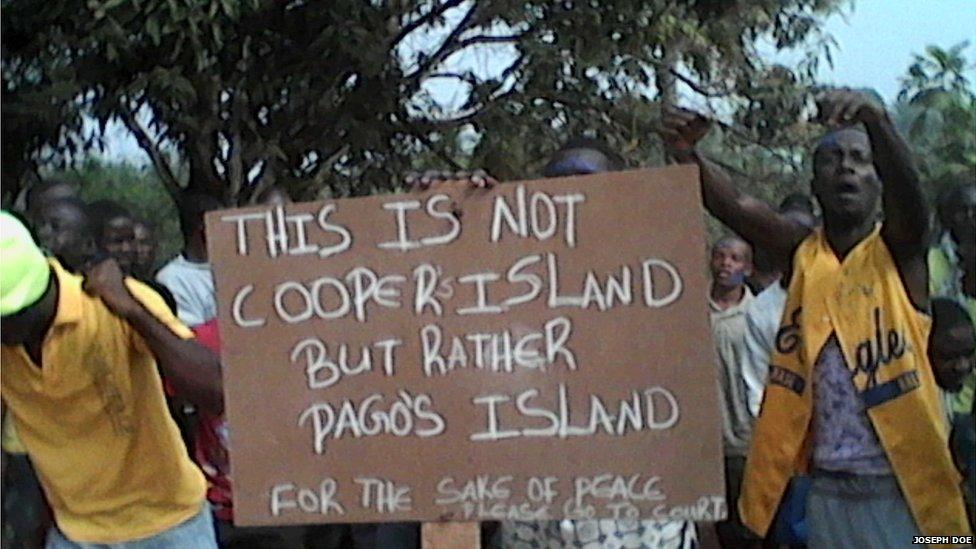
{"left": 2, "top": 0, "right": 846, "bottom": 206}
{"left": 894, "top": 42, "right": 976, "bottom": 199}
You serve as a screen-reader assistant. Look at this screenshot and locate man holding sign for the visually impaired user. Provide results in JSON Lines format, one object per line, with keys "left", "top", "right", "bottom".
{"left": 661, "top": 89, "right": 972, "bottom": 545}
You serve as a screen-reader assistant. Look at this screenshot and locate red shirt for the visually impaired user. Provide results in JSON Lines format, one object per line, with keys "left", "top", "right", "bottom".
{"left": 190, "top": 320, "right": 233, "bottom": 521}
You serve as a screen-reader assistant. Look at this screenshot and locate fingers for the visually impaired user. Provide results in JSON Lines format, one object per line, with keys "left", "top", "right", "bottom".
{"left": 816, "top": 88, "right": 869, "bottom": 126}
{"left": 470, "top": 169, "right": 497, "bottom": 189}
{"left": 404, "top": 171, "right": 427, "bottom": 191}
{"left": 659, "top": 107, "right": 711, "bottom": 152}
{"left": 82, "top": 261, "right": 108, "bottom": 296}
{"left": 419, "top": 170, "right": 445, "bottom": 189}
{"left": 408, "top": 168, "right": 497, "bottom": 190}
{"left": 406, "top": 170, "right": 446, "bottom": 191}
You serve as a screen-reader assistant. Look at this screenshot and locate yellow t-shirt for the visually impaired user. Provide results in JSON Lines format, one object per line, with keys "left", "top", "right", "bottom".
{"left": 0, "top": 261, "right": 206, "bottom": 543}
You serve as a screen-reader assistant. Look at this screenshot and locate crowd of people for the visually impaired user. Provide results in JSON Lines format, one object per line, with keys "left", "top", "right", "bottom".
{"left": 1, "top": 87, "right": 974, "bottom": 549}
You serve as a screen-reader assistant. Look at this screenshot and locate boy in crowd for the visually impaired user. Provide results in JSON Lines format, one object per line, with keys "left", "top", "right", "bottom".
{"left": 132, "top": 218, "right": 159, "bottom": 280}
{"left": 0, "top": 211, "right": 223, "bottom": 547}
{"left": 24, "top": 179, "right": 78, "bottom": 227}
{"left": 930, "top": 181, "right": 975, "bottom": 300}
{"left": 930, "top": 297, "right": 976, "bottom": 530}
{"left": 157, "top": 192, "right": 223, "bottom": 328}
{"left": 746, "top": 194, "right": 816, "bottom": 293}
{"left": 931, "top": 298, "right": 976, "bottom": 396}
{"left": 33, "top": 197, "right": 98, "bottom": 273}
{"left": 930, "top": 181, "right": 976, "bottom": 431}
{"left": 661, "top": 88, "right": 971, "bottom": 544}
{"left": 155, "top": 192, "right": 226, "bottom": 462}
{"left": 88, "top": 200, "right": 177, "bottom": 313}
{"left": 89, "top": 200, "right": 139, "bottom": 274}
{"left": 706, "top": 235, "right": 759, "bottom": 547}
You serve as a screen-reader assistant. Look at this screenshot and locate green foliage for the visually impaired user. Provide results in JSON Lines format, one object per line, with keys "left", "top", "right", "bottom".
{"left": 894, "top": 42, "right": 976, "bottom": 201}
{"left": 2, "top": 0, "right": 846, "bottom": 206}
{"left": 43, "top": 159, "right": 183, "bottom": 269}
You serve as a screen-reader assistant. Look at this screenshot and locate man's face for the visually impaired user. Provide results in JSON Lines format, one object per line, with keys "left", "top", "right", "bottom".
{"left": 132, "top": 222, "right": 156, "bottom": 276}
{"left": 812, "top": 129, "right": 881, "bottom": 224}
{"left": 35, "top": 202, "right": 95, "bottom": 271}
{"left": 931, "top": 322, "right": 976, "bottom": 392}
{"left": 945, "top": 186, "right": 976, "bottom": 246}
{"left": 710, "top": 240, "right": 752, "bottom": 289}
{"left": 543, "top": 148, "right": 612, "bottom": 178}
{"left": 101, "top": 216, "right": 137, "bottom": 273}
{"left": 27, "top": 184, "right": 77, "bottom": 225}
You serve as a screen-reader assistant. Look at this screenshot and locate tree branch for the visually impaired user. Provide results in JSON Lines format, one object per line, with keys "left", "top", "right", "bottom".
{"left": 428, "top": 71, "right": 478, "bottom": 83}
{"left": 668, "top": 68, "right": 735, "bottom": 98}
{"left": 636, "top": 53, "right": 736, "bottom": 99}
{"left": 452, "top": 34, "right": 522, "bottom": 50}
{"left": 417, "top": 53, "right": 526, "bottom": 131}
{"left": 391, "top": 0, "right": 467, "bottom": 47}
{"left": 408, "top": 31, "right": 524, "bottom": 85}
{"left": 712, "top": 119, "right": 805, "bottom": 173}
{"left": 226, "top": 90, "right": 247, "bottom": 204}
{"left": 310, "top": 144, "right": 351, "bottom": 191}
{"left": 119, "top": 106, "right": 182, "bottom": 199}
{"left": 404, "top": 3, "right": 480, "bottom": 84}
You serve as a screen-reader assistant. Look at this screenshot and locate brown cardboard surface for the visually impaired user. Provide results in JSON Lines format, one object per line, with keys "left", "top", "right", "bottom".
{"left": 206, "top": 166, "right": 726, "bottom": 526}
{"left": 421, "top": 523, "right": 481, "bottom": 549}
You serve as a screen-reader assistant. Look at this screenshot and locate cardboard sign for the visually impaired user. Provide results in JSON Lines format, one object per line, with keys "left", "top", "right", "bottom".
{"left": 206, "top": 166, "right": 726, "bottom": 526}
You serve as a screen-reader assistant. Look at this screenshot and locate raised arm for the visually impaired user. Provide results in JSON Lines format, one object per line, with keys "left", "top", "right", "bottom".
{"left": 659, "top": 108, "right": 811, "bottom": 263}
{"left": 817, "top": 89, "right": 929, "bottom": 255}
{"left": 84, "top": 260, "right": 224, "bottom": 415}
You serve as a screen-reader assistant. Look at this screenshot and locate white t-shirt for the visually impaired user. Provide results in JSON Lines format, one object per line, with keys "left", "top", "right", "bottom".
{"left": 708, "top": 286, "right": 755, "bottom": 456}
{"left": 741, "top": 283, "right": 788, "bottom": 418}
{"left": 156, "top": 255, "right": 216, "bottom": 327}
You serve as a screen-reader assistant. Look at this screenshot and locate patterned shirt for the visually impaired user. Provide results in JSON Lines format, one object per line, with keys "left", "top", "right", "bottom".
{"left": 812, "top": 336, "right": 893, "bottom": 475}
{"left": 499, "top": 519, "right": 696, "bottom": 549}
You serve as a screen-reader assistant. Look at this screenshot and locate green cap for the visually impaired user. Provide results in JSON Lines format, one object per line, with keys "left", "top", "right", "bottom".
{"left": 0, "top": 211, "right": 51, "bottom": 316}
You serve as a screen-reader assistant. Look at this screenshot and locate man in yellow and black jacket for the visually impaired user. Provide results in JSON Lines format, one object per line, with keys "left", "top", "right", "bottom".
{"left": 660, "top": 88, "right": 971, "bottom": 547}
